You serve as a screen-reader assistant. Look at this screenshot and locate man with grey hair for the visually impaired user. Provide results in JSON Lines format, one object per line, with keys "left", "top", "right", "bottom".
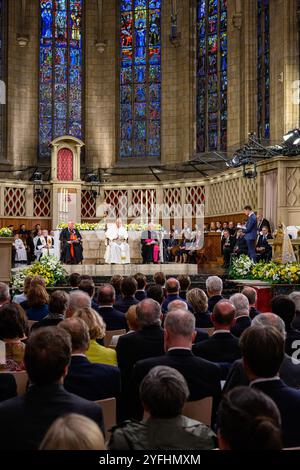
{"left": 224, "top": 312, "right": 300, "bottom": 392}
{"left": 109, "top": 366, "right": 216, "bottom": 450}
{"left": 0, "top": 282, "right": 10, "bottom": 308}
{"left": 167, "top": 299, "right": 188, "bottom": 312}
{"left": 132, "top": 309, "right": 221, "bottom": 420}
{"left": 229, "top": 293, "right": 251, "bottom": 338}
{"left": 66, "top": 290, "right": 91, "bottom": 318}
{"left": 161, "top": 278, "right": 187, "bottom": 313}
{"left": 289, "top": 291, "right": 300, "bottom": 330}
{"left": 206, "top": 276, "right": 224, "bottom": 312}
{"left": 116, "top": 298, "right": 164, "bottom": 419}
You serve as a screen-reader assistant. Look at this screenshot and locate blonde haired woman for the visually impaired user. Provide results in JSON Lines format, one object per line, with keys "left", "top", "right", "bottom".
{"left": 74, "top": 307, "right": 117, "bottom": 366}
{"left": 40, "top": 414, "right": 106, "bottom": 450}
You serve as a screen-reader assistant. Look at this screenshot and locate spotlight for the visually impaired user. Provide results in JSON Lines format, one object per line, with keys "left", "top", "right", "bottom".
{"left": 33, "top": 171, "right": 44, "bottom": 197}
{"left": 283, "top": 128, "right": 300, "bottom": 145}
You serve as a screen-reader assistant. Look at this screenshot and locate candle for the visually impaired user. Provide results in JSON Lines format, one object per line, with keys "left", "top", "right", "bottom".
{"left": 141, "top": 190, "right": 143, "bottom": 225}
{"left": 146, "top": 190, "right": 148, "bottom": 225}
{"left": 151, "top": 190, "right": 154, "bottom": 224}
{"left": 66, "top": 189, "right": 69, "bottom": 214}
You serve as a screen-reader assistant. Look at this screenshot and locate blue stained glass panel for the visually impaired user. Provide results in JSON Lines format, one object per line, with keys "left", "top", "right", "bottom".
{"left": 257, "top": 0, "right": 270, "bottom": 139}
{"left": 120, "top": 0, "right": 161, "bottom": 158}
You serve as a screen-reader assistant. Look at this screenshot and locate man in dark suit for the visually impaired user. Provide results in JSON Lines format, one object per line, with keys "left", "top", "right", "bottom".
{"left": 132, "top": 309, "right": 221, "bottom": 420}
{"left": 161, "top": 278, "right": 187, "bottom": 314}
{"left": 134, "top": 273, "right": 147, "bottom": 302}
{"left": 59, "top": 318, "right": 120, "bottom": 401}
{"left": 241, "top": 325, "right": 300, "bottom": 448}
{"left": 97, "top": 284, "right": 127, "bottom": 330}
{"left": 256, "top": 226, "right": 273, "bottom": 262}
{"left": 177, "top": 274, "right": 191, "bottom": 300}
{"left": 257, "top": 212, "right": 271, "bottom": 234}
{"left": 241, "top": 286, "right": 261, "bottom": 320}
{"left": 271, "top": 295, "right": 300, "bottom": 357}
{"left": 242, "top": 205, "right": 257, "bottom": 261}
{"left": 206, "top": 276, "right": 224, "bottom": 313}
{"left": 32, "top": 290, "right": 69, "bottom": 330}
{"left": 0, "top": 373, "right": 16, "bottom": 402}
{"left": 59, "top": 221, "right": 83, "bottom": 264}
{"left": 232, "top": 229, "right": 248, "bottom": 257}
{"left": 78, "top": 278, "right": 99, "bottom": 310}
{"left": 193, "top": 300, "right": 241, "bottom": 377}
{"left": 222, "top": 229, "right": 236, "bottom": 268}
{"left": 116, "top": 299, "right": 164, "bottom": 418}
{"left": 229, "top": 293, "right": 252, "bottom": 338}
{"left": 115, "top": 276, "right": 139, "bottom": 313}
{"left": 0, "top": 327, "right": 103, "bottom": 450}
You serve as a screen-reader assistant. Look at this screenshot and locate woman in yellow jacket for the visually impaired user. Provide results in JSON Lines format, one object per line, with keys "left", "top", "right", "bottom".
{"left": 74, "top": 307, "right": 117, "bottom": 367}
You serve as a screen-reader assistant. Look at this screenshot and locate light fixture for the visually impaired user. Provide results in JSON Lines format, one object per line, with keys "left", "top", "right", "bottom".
{"left": 33, "top": 171, "right": 44, "bottom": 197}
{"left": 283, "top": 128, "right": 300, "bottom": 145}
{"left": 86, "top": 173, "right": 100, "bottom": 199}
{"left": 243, "top": 162, "right": 257, "bottom": 179}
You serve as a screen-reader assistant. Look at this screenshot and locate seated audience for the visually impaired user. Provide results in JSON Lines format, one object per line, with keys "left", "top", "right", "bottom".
{"left": 0, "top": 303, "right": 27, "bottom": 371}
{"left": 12, "top": 275, "right": 32, "bottom": 304}
{"left": 229, "top": 293, "right": 251, "bottom": 338}
{"left": 289, "top": 291, "right": 300, "bottom": 330}
{"left": 133, "top": 309, "right": 221, "bottom": 420}
{"left": 110, "top": 305, "right": 139, "bottom": 347}
{"left": 74, "top": 307, "right": 117, "bottom": 367}
{"left": 153, "top": 271, "right": 166, "bottom": 288}
{"left": 109, "top": 366, "right": 216, "bottom": 450}
{"left": 25, "top": 285, "right": 49, "bottom": 321}
{"left": 0, "top": 327, "right": 103, "bottom": 450}
{"left": 228, "top": 221, "right": 236, "bottom": 236}
{"left": 110, "top": 275, "right": 123, "bottom": 303}
{"left": 40, "top": 414, "right": 105, "bottom": 451}
{"left": 186, "top": 288, "right": 213, "bottom": 328}
{"left": 232, "top": 229, "right": 248, "bottom": 257}
{"left": 59, "top": 318, "right": 120, "bottom": 401}
{"left": 241, "top": 325, "right": 300, "bottom": 448}
{"left": 78, "top": 279, "right": 98, "bottom": 310}
{"left": 256, "top": 226, "right": 273, "bottom": 262}
{"left": 167, "top": 299, "right": 188, "bottom": 312}
{"left": 222, "top": 229, "right": 236, "bottom": 269}
{"left": 177, "top": 274, "right": 191, "bottom": 300}
{"left": 161, "top": 278, "right": 187, "bottom": 314}
{"left": 97, "top": 284, "right": 126, "bottom": 330}
{"left": 224, "top": 313, "right": 300, "bottom": 392}
{"left": 32, "top": 290, "right": 69, "bottom": 330}
{"left": 206, "top": 276, "right": 224, "bottom": 313}
{"left": 0, "top": 282, "right": 10, "bottom": 308}
{"left": 134, "top": 273, "right": 147, "bottom": 301}
{"left": 66, "top": 290, "right": 91, "bottom": 318}
{"left": 271, "top": 295, "right": 300, "bottom": 356}
{"left": 147, "top": 284, "right": 164, "bottom": 305}
{"left": 209, "top": 222, "right": 216, "bottom": 232}
{"left": 20, "top": 276, "right": 46, "bottom": 311}
{"left": 115, "top": 277, "right": 139, "bottom": 313}
{"left": 0, "top": 373, "right": 17, "bottom": 402}
{"left": 68, "top": 273, "right": 81, "bottom": 291}
{"left": 217, "top": 386, "right": 282, "bottom": 450}
{"left": 242, "top": 286, "right": 261, "bottom": 319}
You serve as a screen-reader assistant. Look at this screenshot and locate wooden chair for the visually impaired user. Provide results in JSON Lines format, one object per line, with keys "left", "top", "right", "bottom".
{"left": 182, "top": 396, "right": 213, "bottom": 427}
{"left": 104, "top": 329, "right": 126, "bottom": 348}
{"left": 203, "top": 327, "right": 215, "bottom": 337}
{"left": 95, "top": 397, "right": 116, "bottom": 441}
{"left": 9, "top": 370, "right": 29, "bottom": 396}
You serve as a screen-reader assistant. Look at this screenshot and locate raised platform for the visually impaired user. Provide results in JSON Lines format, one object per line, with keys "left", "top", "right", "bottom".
{"left": 64, "top": 263, "right": 199, "bottom": 277}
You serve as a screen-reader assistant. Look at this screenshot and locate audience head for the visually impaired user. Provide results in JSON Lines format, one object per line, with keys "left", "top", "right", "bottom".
{"left": 252, "top": 313, "right": 286, "bottom": 339}
{"left": 69, "top": 273, "right": 81, "bottom": 289}
{"left": 206, "top": 276, "right": 223, "bottom": 297}
{"left": 147, "top": 284, "right": 164, "bottom": 305}
{"left": 0, "top": 282, "right": 10, "bottom": 305}
{"left": 78, "top": 279, "right": 95, "bottom": 299}
{"left": 228, "top": 221, "right": 235, "bottom": 229}
{"left": 164, "top": 309, "right": 196, "bottom": 350}
{"left": 40, "top": 414, "right": 105, "bottom": 451}
{"left": 98, "top": 284, "right": 115, "bottom": 306}
{"left": 289, "top": 291, "right": 300, "bottom": 316}
{"left": 27, "top": 284, "right": 49, "bottom": 308}
{"left": 110, "top": 275, "right": 123, "bottom": 294}
{"left": 23, "top": 276, "right": 33, "bottom": 295}
{"left": 261, "top": 226, "right": 269, "bottom": 236}
{"left": 121, "top": 276, "right": 137, "bottom": 298}
{"left": 177, "top": 275, "right": 191, "bottom": 293}
{"left": 134, "top": 273, "right": 147, "bottom": 291}
{"left": 0, "top": 303, "right": 26, "bottom": 340}
{"left": 217, "top": 386, "right": 282, "bottom": 450}
{"left": 140, "top": 366, "right": 189, "bottom": 419}
{"left": 223, "top": 229, "right": 230, "bottom": 238}
{"left": 67, "top": 290, "right": 91, "bottom": 317}
{"left": 74, "top": 307, "right": 106, "bottom": 340}
{"left": 153, "top": 272, "right": 166, "bottom": 287}
{"left": 80, "top": 274, "right": 93, "bottom": 281}
{"left": 229, "top": 293, "right": 250, "bottom": 318}
{"left": 136, "top": 298, "right": 161, "bottom": 329}
{"left": 49, "top": 290, "right": 69, "bottom": 317}
{"left": 271, "top": 295, "right": 296, "bottom": 329}
{"left": 241, "top": 286, "right": 257, "bottom": 307}
{"left": 25, "top": 327, "right": 71, "bottom": 386}
{"left": 240, "top": 326, "right": 284, "bottom": 381}
{"left": 212, "top": 300, "right": 236, "bottom": 329}
{"left": 167, "top": 300, "right": 188, "bottom": 312}
{"left": 165, "top": 278, "right": 180, "bottom": 295}
{"left": 30, "top": 276, "right": 46, "bottom": 288}
{"left": 126, "top": 305, "right": 139, "bottom": 331}
{"left": 186, "top": 288, "right": 208, "bottom": 314}
{"left": 58, "top": 317, "right": 90, "bottom": 354}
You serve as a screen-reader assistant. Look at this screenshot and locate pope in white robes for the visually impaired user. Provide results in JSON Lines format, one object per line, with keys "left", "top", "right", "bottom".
{"left": 105, "top": 219, "right": 130, "bottom": 264}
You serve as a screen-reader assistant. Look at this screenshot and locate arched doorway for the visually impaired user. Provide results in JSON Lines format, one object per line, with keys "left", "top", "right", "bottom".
{"left": 57, "top": 148, "right": 73, "bottom": 181}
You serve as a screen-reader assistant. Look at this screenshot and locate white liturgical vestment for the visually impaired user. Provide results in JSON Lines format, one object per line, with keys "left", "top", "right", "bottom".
{"left": 104, "top": 224, "right": 130, "bottom": 264}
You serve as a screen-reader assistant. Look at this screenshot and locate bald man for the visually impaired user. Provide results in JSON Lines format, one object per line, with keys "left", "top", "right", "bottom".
{"left": 161, "top": 278, "right": 187, "bottom": 314}
{"left": 97, "top": 284, "right": 127, "bottom": 330}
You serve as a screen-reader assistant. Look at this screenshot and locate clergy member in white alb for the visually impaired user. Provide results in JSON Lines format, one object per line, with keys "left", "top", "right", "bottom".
{"left": 105, "top": 218, "right": 130, "bottom": 264}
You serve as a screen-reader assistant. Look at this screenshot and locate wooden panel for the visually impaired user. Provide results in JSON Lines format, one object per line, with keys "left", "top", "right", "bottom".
{"left": 203, "top": 232, "right": 222, "bottom": 262}
{"left": 0, "top": 218, "right": 52, "bottom": 231}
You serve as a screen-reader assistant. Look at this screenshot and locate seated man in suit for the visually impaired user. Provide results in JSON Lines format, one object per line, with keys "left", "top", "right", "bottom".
{"left": 134, "top": 273, "right": 147, "bottom": 302}
{"left": 192, "top": 300, "right": 241, "bottom": 376}
{"left": 78, "top": 279, "right": 99, "bottom": 311}
{"left": 167, "top": 300, "right": 209, "bottom": 343}
{"left": 241, "top": 286, "right": 261, "bottom": 320}
{"left": 271, "top": 295, "right": 300, "bottom": 357}
{"left": 206, "top": 276, "right": 224, "bottom": 313}
{"left": 256, "top": 226, "right": 273, "bottom": 262}
{"left": 0, "top": 327, "right": 103, "bottom": 450}
{"left": 132, "top": 309, "right": 221, "bottom": 420}
{"left": 222, "top": 229, "right": 236, "bottom": 269}
{"left": 161, "top": 278, "right": 187, "bottom": 314}
{"left": 114, "top": 276, "right": 139, "bottom": 314}
{"left": 229, "top": 293, "right": 251, "bottom": 338}
{"left": 59, "top": 317, "right": 121, "bottom": 402}
{"left": 97, "top": 284, "right": 127, "bottom": 330}
{"left": 241, "top": 325, "right": 300, "bottom": 448}
{"left": 232, "top": 229, "right": 248, "bottom": 258}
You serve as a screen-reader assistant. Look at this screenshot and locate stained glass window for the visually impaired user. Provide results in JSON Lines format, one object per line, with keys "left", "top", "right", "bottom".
{"left": 39, "top": 0, "right": 83, "bottom": 158}
{"left": 257, "top": 0, "right": 270, "bottom": 139}
{"left": 196, "top": 0, "right": 227, "bottom": 152}
{"left": 120, "top": 0, "right": 161, "bottom": 158}
{"left": 0, "top": 1, "right": 7, "bottom": 159}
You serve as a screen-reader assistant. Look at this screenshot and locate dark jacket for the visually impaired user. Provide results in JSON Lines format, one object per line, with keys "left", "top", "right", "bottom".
{"left": 64, "top": 355, "right": 121, "bottom": 401}
{"left": 292, "top": 313, "right": 300, "bottom": 331}
{"left": 252, "top": 379, "right": 300, "bottom": 448}
{"left": 97, "top": 306, "right": 127, "bottom": 330}
{"left": 207, "top": 295, "right": 224, "bottom": 313}
{"left": 230, "top": 316, "right": 251, "bottom": 338}
{"left": 194, "top": 311, "right": 213, "bottom": 329}
{"left": 0, "top": 373, "right": 17, "bottom": 402}
{"left": 257, "top": 217, "right": 271, "bottom": 234}
{"left": 192, "top": 332, "right": 241, "bottom": 364}
{"left": 135, "top": 291, "right": 147, "bottom": 302}
{"left": 26, "top": 304, "right": 49, "bottom": 322}
{"left": 243, "top": 213, "right": 257, "bottom": 240}
{"left": 194, "top": 328, "right": 209, "bottom": 343}
{"left": 108, "top": 416, "right": 216, "bottom": 450}
{"left": 249, "top": 306, "right": 261, "bottom": 320}
{"left": 162, "top": 294, "right": 187, "bottom": 314}
{"left": 115, "top": 296, "right": 139, "bottom": 314}
{"left": 233, "top": 237, "right": 248, "bottom": 255}
{"left": 31, "top": 315, "right": 64, "bottom": 330}
{"left": 0, "top": 383, "right": 104, "bottom": 450}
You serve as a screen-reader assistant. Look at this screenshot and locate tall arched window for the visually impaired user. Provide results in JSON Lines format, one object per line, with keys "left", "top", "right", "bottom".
{"left": 257, "top": 0, "right": 270, "bottom": 139}
{"left": 0, "top": 0, "right": 7, "bottom": 160}
{"left": 119, "top": 0, "right": 161, "bottom": 159}
{"left": 39, "top": 0, "right": 84, "bottom": 158}
{"left": 196, "top": 0, "right": 227, "bottom": 153}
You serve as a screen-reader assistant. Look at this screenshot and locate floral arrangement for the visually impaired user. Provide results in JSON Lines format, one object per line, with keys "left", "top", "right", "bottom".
{"left": 0, "top": 227, "right": 13, "bottom": 237}
{"left": 56, "top": 222, "right": 162, "bottom": 231}
{"left": 12, "top": 255, "right": 67, "bottom": 292}
{"left": 229, "top": 255, "right": 300, "bottom": 284}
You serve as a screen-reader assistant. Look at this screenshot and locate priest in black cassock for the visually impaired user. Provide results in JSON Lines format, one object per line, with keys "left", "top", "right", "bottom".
{"left": 59, "top": 221, "right": 83, "bottom": 264}
{"left": 141, "top": 223, "right": 160, "bottom": 263}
